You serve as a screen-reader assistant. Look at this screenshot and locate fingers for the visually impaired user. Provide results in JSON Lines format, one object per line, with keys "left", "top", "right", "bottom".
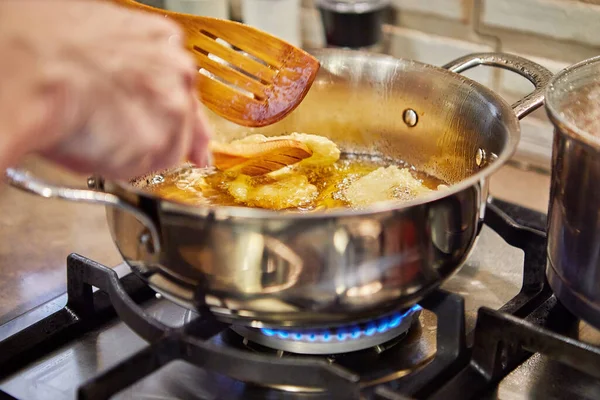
{"left": 13, "top": 0, "right": 215, "bottom": 180}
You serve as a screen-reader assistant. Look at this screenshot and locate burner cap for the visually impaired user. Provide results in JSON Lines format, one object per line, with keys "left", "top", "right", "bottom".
{"left": 231, "top": 305, "right": 422, "bottom": 355}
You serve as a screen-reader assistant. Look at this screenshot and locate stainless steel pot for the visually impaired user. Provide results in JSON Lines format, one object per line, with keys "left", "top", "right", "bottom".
{"left": 545, "top": 55, "right": 600, "bottom": 330}
{"left": 5, "top": 50, "right": 552, "bottom": 328}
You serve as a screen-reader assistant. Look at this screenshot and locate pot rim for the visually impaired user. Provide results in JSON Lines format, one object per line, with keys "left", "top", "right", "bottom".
{"left": 113, "top": 49, "right": 521, "bottom": 220}
{"left": 545, "top": 54, "right": 600, "bottom": 149}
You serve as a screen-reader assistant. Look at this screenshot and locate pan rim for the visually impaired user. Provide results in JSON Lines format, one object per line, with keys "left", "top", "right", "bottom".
{"left": 545, "top": 54, "right": 600, "bottom": 151}
{"left": 109, "top": 49, "right": 521, "bottom": 220}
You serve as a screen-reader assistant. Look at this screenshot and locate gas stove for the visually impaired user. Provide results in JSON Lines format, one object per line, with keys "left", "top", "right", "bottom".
{"left": 229, "top": 304, "right": 422, "bottom": 355}
{"left": 1, "top": 198, "right": 600, "bottom": 399}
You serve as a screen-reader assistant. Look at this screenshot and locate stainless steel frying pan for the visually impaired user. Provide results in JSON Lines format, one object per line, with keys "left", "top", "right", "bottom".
{"left": 5, "top": 50, "right": 552, "bottom": 328}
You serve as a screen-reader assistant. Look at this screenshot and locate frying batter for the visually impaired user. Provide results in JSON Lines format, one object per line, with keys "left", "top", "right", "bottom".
{"left": 344, "top": 166, "right": 433, "bottom": 208}
{"left": 150, "top": 133, "right": 446, "bottom": 211}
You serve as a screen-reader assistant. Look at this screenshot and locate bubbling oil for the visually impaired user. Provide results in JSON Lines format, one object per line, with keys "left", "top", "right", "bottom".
{"left": 147, "top": 154, "right": 447, "bottom": 212}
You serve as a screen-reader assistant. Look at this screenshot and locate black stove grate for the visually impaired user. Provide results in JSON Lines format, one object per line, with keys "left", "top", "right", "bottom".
{"left": 14, "top": 254, "right": 470, "bottom": 400}
{"left": 378, "top": 200, "right": 600, "bottom": 400}
{"left": 0, "top": 262, "right": 156, "bottom": 377}
{"left": 420, "top": 294, "right": 600, "bottom": 400}
{"left": 483, "top": 199, "right": 551, "bottom": 318}
{"left": 372, "top": 198, "right": 551, "bottom": 400}
{"left": 2, "top": 198, "right": 600, "bottom": 399}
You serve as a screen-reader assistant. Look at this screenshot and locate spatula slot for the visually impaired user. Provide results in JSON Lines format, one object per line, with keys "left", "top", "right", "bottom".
{"left": 194, "top": 44, "right": 271, "bottom": 87}
{"left": 190, "top": 36, "right": 276, "bottom": 83}
{"left": 192, "top": 46, "right": 270, "bottom": 100}
{"left": 262, "top": 160, "right": 288, "bottom": 167}
{"left": 198, "top": 66, "right": 258, "bottom": 100}
{"left": 199, "top": 28, "right": 218, "bottom": 41}
{"left": 277, "top": 154, "right": 304, "bottom": 162}
{"left": 234, "top": 48, "right": 271, "bottom": 69}
{"left": 198, "top": 29, "right": 279, "bottom": 71}
{"left": 214, "top": 39, "right": 269, "bottom": 69}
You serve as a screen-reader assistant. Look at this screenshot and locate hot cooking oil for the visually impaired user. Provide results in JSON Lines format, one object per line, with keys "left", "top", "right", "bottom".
{"left": 147, "top": 154, "right": 447, "bottom": 212}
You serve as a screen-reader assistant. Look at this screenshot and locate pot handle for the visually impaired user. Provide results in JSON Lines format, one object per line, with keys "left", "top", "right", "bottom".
{"left": 443, "top": 52, "right": 553, "bottom": 119}
{"left": 4, "top": 167, "right": 161, "bottom": 254}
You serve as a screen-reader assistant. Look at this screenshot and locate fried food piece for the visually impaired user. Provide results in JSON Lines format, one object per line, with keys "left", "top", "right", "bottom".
{"left": 225, "top": 133, "right": 339, "bottom": 209}
{"left": 344, "top": 166, "right": 432, "bottom": 208}
{"left": 231, "top": 133, "right": 340, "bottom": 172}
{"left": 228, "top": 174, "right": 318, "bottom": 210}
{"left": 287, "top": 132, "right": 341, "bottom": 167}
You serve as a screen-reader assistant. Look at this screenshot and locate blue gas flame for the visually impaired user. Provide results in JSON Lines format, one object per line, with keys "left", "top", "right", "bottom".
{"left": 260, "top": 304, "right": 422, "bottom": 342}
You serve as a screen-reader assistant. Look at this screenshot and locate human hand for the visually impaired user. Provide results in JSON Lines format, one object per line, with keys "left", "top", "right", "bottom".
{"left": 0, "top": 0, "right": 211, "bottom": 180}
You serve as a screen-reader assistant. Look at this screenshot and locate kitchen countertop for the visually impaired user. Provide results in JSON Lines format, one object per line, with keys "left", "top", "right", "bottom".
{"left": 0, "top": 156, "right": 551, "bottom": 325}
{"left": 0, "top": 157, "right": 122, "bottom": 324}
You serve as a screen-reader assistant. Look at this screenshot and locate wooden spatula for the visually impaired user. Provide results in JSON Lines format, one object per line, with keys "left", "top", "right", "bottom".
{"left": 210, "top": 139, "right": 313, "bottom": 176}
{"left": 112, "top": 0, "right": 320, "bottom": 127}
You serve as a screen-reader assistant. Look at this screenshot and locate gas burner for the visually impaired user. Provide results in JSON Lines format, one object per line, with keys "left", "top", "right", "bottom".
{"left": 231, "top": 305, "right": 422, "bottom": 355}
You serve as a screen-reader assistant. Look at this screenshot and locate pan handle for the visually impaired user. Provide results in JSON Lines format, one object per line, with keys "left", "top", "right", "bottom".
{"left": 4, "top": 167, "right": 161, "bottom": 254}
{"left": 443, "top": 52, "right": 553, "bottom": 120}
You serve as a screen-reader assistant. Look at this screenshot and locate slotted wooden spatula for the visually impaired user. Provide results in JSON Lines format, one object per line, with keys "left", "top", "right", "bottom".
{"left": 112, "top": 0, "right": 320, "bottom": 127}
{"left": 210, "top": 139, "right": 313, "bottom": 176}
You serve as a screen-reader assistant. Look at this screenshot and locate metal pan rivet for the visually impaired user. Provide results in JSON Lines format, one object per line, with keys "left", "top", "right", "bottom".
{"left": 476, "top": 148, "right": 486, "bottom": 167}
{"left": 402, "top": 108, "right": 418, "bottom": 127}
{"left": 139, "top": 231, "right": 156, "bottom": 254}
{"left": 87, "top": 177, "right": 96, "bottom": 189}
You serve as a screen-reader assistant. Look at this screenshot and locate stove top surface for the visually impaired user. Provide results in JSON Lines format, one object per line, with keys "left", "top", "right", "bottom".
{"left": 1, "top": 199, "right": 600, "bottom": 399}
